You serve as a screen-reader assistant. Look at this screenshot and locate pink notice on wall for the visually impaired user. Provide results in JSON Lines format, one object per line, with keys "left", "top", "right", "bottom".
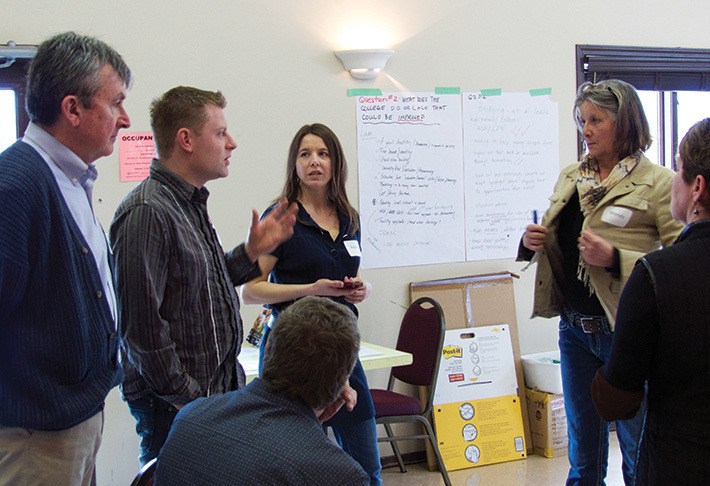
{"left": 119, "top": 132, "right": 155, "bottom": 182}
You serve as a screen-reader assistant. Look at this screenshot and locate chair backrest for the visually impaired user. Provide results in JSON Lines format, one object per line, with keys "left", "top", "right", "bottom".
{"left": 391, "top": 297, "right": 446, "bottom": 394}
{"left": 130, "top": 458, "right": 157, "bottom": 486}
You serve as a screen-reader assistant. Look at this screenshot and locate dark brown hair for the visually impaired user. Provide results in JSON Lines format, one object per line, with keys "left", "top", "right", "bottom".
{"left": 679, "top": 119, "right": 710, "bottom": 201}
{"left": 278, "top": 123, "right": 359, "bottom": 235}
{"left": 261, "top": 296, "right": 360, "bottom": 410}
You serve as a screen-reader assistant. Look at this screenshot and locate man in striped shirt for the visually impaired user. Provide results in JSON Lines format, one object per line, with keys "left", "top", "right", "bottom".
{"left": 110, "top": 86, "right": 297, "bottom": 466}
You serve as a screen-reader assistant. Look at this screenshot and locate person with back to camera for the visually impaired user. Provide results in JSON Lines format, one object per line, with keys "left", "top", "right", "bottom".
{"left": 517, "top": 79, "right": 684, "bottom": 485}
{"left": 155, "top": 296, "right": 370, "bottom": 485}
{"left": 592, "top": 118, "right": 710, "bottom": 485}
{"left": 240, "top": 123, "right": 381, "bottom": 485}
{"left": 0, "top": 31, "right": 131, "bottom": 485}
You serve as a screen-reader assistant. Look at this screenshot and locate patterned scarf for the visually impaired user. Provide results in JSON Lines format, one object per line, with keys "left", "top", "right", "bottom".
{"left": 575, "top": 151, "right": 640, "bottom": 292}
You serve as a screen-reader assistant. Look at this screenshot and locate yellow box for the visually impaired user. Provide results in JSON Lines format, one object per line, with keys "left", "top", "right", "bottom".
{"left": 433, "top": 395, "right": 526, "bottom": 470}
{"left": 525, "top": 388, "right": 568, "bottom": 458}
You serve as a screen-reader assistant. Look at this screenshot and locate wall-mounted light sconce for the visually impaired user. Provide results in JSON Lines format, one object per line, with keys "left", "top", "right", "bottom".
{"left": 334, "top": 48, "right": 394, "bottom": 80}
{"left": 0, "top": 41, "right": 37, "bottom": 68}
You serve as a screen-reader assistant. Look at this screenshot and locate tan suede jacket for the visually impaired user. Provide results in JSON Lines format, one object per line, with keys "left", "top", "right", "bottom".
{"left": 528, "top": 155, "right": 684, "bottom": 329}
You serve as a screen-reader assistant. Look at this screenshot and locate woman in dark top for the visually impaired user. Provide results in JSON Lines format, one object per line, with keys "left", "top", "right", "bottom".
{"left": 592, "top": 118, "right": 710, "bottom": 485}
{"left": 241, "top": 123, "right": 380, "bottom": 485}
{"left": 518, "top": 80, "right": 683, "bottom": 485}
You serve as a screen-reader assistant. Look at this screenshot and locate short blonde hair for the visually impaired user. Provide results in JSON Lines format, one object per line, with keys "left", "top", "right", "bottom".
{"left": 150, "top": 86, "right": 226, "bottom": 159}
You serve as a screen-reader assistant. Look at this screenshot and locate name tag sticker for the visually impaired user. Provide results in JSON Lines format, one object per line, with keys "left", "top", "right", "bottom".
{"left": 601, "top": 206, "right": 633, "bottom": 227}
{"left": 344, "top": 240, "right": 362, "bottom": 257}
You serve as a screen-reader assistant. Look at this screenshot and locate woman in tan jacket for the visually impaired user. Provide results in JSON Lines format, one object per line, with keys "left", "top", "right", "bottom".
{"left": 518, "top": 79, "right": 683, "bottom": 486}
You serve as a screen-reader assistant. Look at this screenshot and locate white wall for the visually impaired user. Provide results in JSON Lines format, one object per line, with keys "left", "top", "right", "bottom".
{"left": 3, "top": 1, "right": 708, "bottom": 483}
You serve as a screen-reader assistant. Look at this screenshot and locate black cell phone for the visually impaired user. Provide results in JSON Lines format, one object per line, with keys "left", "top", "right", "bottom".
{"left": 343, "top": 280, "right": 363, "bottom": 288}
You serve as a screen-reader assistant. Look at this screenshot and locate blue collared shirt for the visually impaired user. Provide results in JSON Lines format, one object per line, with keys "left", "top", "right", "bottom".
{"left": 22, "top": 122, "right": 117, "bottom": 324}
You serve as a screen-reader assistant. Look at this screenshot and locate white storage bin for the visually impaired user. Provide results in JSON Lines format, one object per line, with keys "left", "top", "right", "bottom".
{"left": 521, "top": 350, "right": 563, "bottom": 395}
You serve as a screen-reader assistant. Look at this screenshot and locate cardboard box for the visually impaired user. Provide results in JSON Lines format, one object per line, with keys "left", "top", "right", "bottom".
{"left": 525, "top": 388, "right": 568, "bottom": 458}
{"left": 410, "top": 272, "right": 532, "bottom": 453}
{"left": 521, "top": 350, "right": 563, "bottom": 395}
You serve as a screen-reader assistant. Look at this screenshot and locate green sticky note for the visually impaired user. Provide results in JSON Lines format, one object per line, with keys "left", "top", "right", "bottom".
{"left": 529, "top": 87, "right": 553, "bottom": 96}
{"left": 347, "top": 88, "right": 383, "bottom": 97}
{"left": 480, "top": 88, "right": 502, "bottom": 97}
{"left": 434, "top": 87, "right": 461, "bottom": 95}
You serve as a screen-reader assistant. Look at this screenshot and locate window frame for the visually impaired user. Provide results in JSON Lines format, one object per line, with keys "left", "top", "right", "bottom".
{"left": 575, "top": 44, "right": 710, "bottom": 166}
{"left": 0, "top": 58, "right": 32, "bottom": 140}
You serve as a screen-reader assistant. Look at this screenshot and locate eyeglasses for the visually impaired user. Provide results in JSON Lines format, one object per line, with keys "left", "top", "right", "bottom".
{"left": 605, "top": 85, "right": 621, "bottom": 104}
{"left": 579, "top": 82, "right": 621, "bottom": 105}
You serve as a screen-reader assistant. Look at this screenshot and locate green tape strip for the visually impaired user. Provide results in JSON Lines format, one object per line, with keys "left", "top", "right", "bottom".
{"left": 434, "top": 87, "right": 461, "bottom": 94}
{"left": 480, "top": 88, "right": 502, "bottom": 97}
{"left": 347, "top": 88, "right": 383, "bottom": 96}
{"left": 529, "top": 87, "right": 552, "bottom": 96}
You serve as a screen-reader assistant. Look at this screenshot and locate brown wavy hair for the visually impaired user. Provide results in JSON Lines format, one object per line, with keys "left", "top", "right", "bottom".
{"left": 277, "top": 123, "right": 359, "bottom": 235}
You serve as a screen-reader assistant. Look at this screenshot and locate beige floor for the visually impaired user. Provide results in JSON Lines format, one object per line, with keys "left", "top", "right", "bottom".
{"left": 381, "top": 435, "right": 625, "bottom": 485}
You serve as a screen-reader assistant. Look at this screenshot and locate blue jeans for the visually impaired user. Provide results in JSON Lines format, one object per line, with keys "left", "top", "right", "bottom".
{"left": 332, "top": 417, "right": 382, "bottom": 486}
{"left": 127, "top": 393, "right": 180, "bottom": 466}
{"left": 260, "top": 325, "right": 382, "bottom": 486}
{"left": 558, "top": 312, "right": 646, "bottom": 486}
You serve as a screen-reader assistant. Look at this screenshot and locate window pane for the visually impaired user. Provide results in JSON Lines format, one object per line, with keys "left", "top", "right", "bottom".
{"left": 638, "top": 90, "right": 660, "bottom": 164}
{"left": 0, "top": 89, "right": 18, "bottom": 152}
{"left": 677, "top": 92, "right": 710, "bottom": 143}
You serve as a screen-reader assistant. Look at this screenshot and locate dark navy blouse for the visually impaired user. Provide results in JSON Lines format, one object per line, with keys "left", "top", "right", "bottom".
{"left": 266, "top": 202, "right": 361, "bottom": 319}
{"left": 261, "top": 201, "right": 374, "bottom": 424}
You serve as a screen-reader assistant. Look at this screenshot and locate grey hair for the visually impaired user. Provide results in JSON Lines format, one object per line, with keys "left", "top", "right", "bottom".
{"left": 574, "top": 79, "right": 651, "bottom": 158}
{"left": 26, "top": 31, "right": 132, "bottom": 125}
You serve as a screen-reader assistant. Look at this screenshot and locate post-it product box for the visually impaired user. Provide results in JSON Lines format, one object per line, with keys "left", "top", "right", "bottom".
{"left": 432, "top": 326, "right": 526, "bottom": 471}
{"left": 410, "top": 272, "right": 532, "bottom": 452}
{"left": 525, "top": 387, "right": 568, "bottom": 458}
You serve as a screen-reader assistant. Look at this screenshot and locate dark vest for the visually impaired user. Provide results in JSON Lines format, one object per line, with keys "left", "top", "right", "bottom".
{"left": 639, "top": 220, "right": 710, "bottom": 412}
{"left": 635, "top": 220, "right": 710, "bottom": 485}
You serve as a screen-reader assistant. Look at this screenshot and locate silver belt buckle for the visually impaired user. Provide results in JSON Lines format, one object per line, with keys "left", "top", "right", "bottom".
{"left": 580, "top": 317, "right": 603, "bottom": 333}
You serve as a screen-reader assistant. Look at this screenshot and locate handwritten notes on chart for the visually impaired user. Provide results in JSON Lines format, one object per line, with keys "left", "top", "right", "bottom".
{"left": 356, "top": 93, "right": 466, "bottom": 269}
{"left": 463, "top": 92, "right": 558, "bottom": 260}
{"left": 356, "top": 92, "right": 558, "bottom": 269}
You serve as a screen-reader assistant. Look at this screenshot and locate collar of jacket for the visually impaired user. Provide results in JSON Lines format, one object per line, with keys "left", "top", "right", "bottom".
{"left": 560, "top": 155, "right": 655, "bottom": 211}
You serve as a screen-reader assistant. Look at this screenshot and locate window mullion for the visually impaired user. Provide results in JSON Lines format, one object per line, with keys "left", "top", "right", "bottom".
{"left": 657, "top": 92, "right": 666, "bottom": 167}
{"left": 670, "top": 92, "right": 679, "bottom": 171}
